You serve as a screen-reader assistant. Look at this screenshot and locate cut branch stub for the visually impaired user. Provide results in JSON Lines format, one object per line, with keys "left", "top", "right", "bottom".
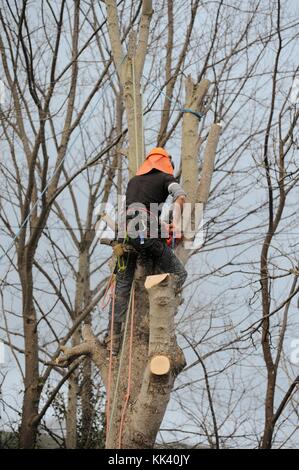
{"left": 197, "top": 122, "right": 222, "bottom": 203}
{"left": 55, "top": 325, "right": 109, "bottom": 386}
{"left": 144, "top": 273, "right": 168, "bottom": 289}
{"left": 142, "top": 0, "right": 153, "bottom": 15}
{"left": 56, "top": 342, "right": 91, "bottom": 367}
{"left": 145, "top": 273, "right": 176, "bottom": 356}
{"left": 150, "top": 355, "right": 170, "bottom": 375}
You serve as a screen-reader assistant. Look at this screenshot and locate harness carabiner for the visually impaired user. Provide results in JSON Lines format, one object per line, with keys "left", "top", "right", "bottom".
{"left": 117, "top": 255, "right": 126, "bottom": 272}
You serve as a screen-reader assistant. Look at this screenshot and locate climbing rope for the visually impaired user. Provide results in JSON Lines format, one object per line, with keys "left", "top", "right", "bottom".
{"left": 142, "top": 74, "right": 205, "bottom": 122}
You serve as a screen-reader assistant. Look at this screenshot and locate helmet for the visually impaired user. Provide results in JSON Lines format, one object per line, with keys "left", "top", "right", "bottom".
{"left": 147, "top": 147, "right": 170, "bottom": 159}
{"left": 136, "top": 147, "right": 174, "bottom": 176}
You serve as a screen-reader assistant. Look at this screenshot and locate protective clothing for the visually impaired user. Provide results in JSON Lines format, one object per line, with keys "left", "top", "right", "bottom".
{"left": 136, "top": 147, "right": 174, "bottom": 176}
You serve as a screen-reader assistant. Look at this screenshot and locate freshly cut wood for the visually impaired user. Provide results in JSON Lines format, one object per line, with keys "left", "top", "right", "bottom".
{"left": 150, "top": 355, "right": 170, "bottom": 375}
{"left": 144, "top": 273, "right": 169, "bottom": 289}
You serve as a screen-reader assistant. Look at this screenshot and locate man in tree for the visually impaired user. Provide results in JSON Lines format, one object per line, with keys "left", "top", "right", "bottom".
{"left": 105, "top": 147, "right": 187, "bottom": 354}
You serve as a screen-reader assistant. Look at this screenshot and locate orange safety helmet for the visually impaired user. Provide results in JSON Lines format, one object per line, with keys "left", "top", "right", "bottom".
{"left": 136, "top": 147, "right": 174, "bottom": 176}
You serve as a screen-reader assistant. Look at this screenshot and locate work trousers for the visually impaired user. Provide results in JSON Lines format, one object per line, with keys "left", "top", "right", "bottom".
{"left": 108, "top": 238, "right": 187, "bottom": 327}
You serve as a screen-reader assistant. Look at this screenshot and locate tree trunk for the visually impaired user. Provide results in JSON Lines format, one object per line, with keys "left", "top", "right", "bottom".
{"left": 121, "top": 273, "right": 185, "bottom": 449}
{"left": 19, "top": 265, "right": 41, "bottom": 448}
{"left": 80, "top": 355, "right": 93, "bottom": 448}
{"left": 105, "top": 266, "right": 150, "bottom": 448}
{"left": 66, "top": 362, "right": 78, "bottom": 449}
{"left": 66, "top": 245, "right": 92, "bottom": 448}
{"left": 57, "top": 270, "right": 185, "bottom": 449}
{"left": 65, "top": 326, "right": 80, "bottom": 448}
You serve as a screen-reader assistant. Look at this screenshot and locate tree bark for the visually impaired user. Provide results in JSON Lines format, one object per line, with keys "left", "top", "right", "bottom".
{"left": 57, "top": 272, "right": 185, "bottom": 449}
{"left": 181, "top": 77, "right": 210, "bottom": 203}
{"left": 19, "top": 261, "right": 41, "bottom": 448}
{"left": 105, "top": 0, "right": 153, "bottom": 176}
{"left": 122, "top": 274, "right": 185, "bottom": 449}
{"left": 66, "top": 361, "right": 78, "bottom": 449}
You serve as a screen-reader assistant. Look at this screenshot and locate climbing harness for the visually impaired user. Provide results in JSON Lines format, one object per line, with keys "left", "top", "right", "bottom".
{"left": 113, "top": 234, "right": 131, "bottom": 273}
{"left": 127, "top": 205, "right": 159, "bottom": 247}
{"left": 117, "top": 256, "right": 126, "bottom": 273}
{"left": 138, "top": 219, "right": 147, "bottom": 245}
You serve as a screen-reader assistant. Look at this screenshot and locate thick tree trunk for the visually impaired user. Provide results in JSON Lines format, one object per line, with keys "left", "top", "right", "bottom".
{"left": 104, "top": 272, "right": 186, "bottom": 449}
{"left": 66, "top": 363, "right": 78, "bottom": 448}
{"left": 66, "top": 327, "right": 80, "bottom": 448}
{"left": 105, "top": 266, "right": 150, "bottom": 448}
{"left": 80, "top": 355, "right": 93, "bottom": 448}
{"left": 19, "top": 266, "right": 41, "bottom": 448}
{"left": 121, "top": 274, "right": 185, "bottom": 449}
{"left": 66, "top": 245, "right": 92, "bottom": 448}
{"left": 57, "top": 270, "right": 185, "bottom": 449}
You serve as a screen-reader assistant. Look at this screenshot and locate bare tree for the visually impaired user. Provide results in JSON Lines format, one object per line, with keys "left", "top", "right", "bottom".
{"left": 0, "top": 0, "right": 298, "bottom": 450}
{"left": 0, "top": 0, "right": 120, "bottom": 447}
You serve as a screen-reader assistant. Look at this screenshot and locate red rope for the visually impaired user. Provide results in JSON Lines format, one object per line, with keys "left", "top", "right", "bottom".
{"left": 118, "top": 284, "right": 135, "bottom": 448}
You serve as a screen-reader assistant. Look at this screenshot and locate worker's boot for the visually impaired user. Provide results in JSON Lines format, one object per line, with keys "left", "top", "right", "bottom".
{"left": 104, "top": 321, "right": 122, "bottom": 356}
